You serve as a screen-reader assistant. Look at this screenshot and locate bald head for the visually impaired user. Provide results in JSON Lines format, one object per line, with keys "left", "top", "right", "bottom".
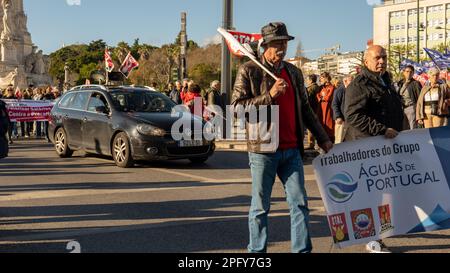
{"left": 364, "top": 45, "right": 387, "bottom": 74}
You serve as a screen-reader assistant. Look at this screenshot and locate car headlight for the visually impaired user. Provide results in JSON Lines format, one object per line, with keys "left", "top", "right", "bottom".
{"left": 137, "top": 124, "right": 166, "bottom": 137}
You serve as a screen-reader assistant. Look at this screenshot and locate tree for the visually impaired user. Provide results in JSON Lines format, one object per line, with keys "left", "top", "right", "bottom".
{"left": 189, "top": 63, "right": 220, "bottom": 90}
{"left": 49, "top": 40, "right": 105, "bottom": 85}
{"left": 113, "top": 41, "right": 131, "bottom": 64}
{"left": 387, "top": 44, "right": 416, "bottom": 80}
{"left": 79, "top": 63, "right": 100, "bottom": 84}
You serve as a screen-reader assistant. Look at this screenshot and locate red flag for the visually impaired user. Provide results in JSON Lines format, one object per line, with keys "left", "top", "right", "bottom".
{"left": 15, "top": 87, "right": 22, "bottom": 99}
{"left": 220, "top": 28, "right": 262, "bottom": 58}
{"left": 105, "top": 48, "right": 114, "bottom": 73}
{"left": 218, "top": 27, "right": 277, "bottom": 80}
{"left": 119, "top": 52, "right": 139, "bottom": 78}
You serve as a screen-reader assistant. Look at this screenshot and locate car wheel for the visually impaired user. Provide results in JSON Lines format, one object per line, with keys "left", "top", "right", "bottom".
{"left": 54, "top": 128, "right": 73, "bottom": 158}
{"left": 188, "top": 156, "right": 209, "bottom": 164}
{"left": 113, "top": 132, "right": 134, "bottom": 168}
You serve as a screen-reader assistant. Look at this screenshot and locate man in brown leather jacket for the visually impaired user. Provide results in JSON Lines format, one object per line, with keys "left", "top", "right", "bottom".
{"left": 231, "top": 22, "right": 332, "bottom": 253}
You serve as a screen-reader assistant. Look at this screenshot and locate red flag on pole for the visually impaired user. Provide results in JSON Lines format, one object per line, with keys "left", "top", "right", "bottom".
{"left": 227, "top": 30, "right": 262, "bottom": 57}
{"left": 119, "top": 52, "right": 139, "bottom": 78}
{"left": 105, "top": 47, "right": 114, "bottom": 73}
{"left": 217, "top": 27, "right": 277, "bottom": 80}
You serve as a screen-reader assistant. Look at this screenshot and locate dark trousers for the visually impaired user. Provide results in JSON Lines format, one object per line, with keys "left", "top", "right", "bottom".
{"left": 20, "top": 122, "right": 32, "bottom": 136}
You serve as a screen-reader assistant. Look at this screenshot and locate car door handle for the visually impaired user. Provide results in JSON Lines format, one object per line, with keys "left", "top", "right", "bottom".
{"left": 63, "top": 115, "right": 69, "bottom": 120}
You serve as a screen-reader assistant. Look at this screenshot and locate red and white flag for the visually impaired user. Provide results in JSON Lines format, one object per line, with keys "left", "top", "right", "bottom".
{"left": 218, "top": 28, "right": 262, "bottom": 58}
{"left": 217, "top": 27, "right": 277, "bottom": 80}
{"left": 228, "top": 30, "right": 262, "bottom": 56}
{"left": 119, "top": 52, "right": 139, "bottom": 78}
{"left": 15, "top": 87, "right": 22, "bottom": 99}
{"left": 105, "top": 47, "right": 114, "bottom": 73}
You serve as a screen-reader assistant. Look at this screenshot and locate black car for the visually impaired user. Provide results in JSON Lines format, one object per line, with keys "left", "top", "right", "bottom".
{"left": 48, "top": 85, "right": 215, "bottom": 168}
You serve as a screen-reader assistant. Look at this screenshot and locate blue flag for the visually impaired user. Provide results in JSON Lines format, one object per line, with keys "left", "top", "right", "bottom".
{"left": 400, "top": 59, "right": 426, "bottom": 75}
{"left": 423, "top": 48, "right": 450, "bottom": 70}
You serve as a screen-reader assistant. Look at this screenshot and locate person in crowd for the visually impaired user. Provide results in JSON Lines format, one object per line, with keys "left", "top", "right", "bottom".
{"left": 331, "top": 77, "right": 342, "bottom": 89}
{"left": 52, "top": 88, "right": 61, "bottom": 99}
{"left": 416, "top": 67, "right": 450, "bottom": 129}
{"left": 305, "top": 74, "right": 321, "bottom": 149}
{"left": 43, "top": 86, "right": 55, "bottom": 101}
{"left": 206, "top": 80, "right": 224, "bottom": 109}
{"left": 397, "top": 65, "right": 422, "bottom": 130}
{"left": 42, "top": 86, "right": 54, "bottom": 142}
{"left": 316, "top": 72, "right": 336, "bottom": 143}
{"left": 33, "top": 88, "right": 44, "bottom": 138}
{"left": 183, "top": 83, "right": 204, "bottom": 117}
{"left": 164, "top": 83, "right": 174, "bottom": 97}
{"left": 0, "top": 98, "right": 10, "bottom": 158}
{"left": 232, "top": 22, "right": 332, "bottom": 253}
{"left": 344, "top": 45, "right": 404, "bottom": 253}
{"left": 169, "top": 81, "right": 182, "bottom": 104}
{"left": 3, "top": 85, "right": 17, "bottom": 144}
{"left": 20, "top": 86, "right": 33, "bottom": 138}
{"left": 332, "top": 74, "right": 354, "bottom": 144}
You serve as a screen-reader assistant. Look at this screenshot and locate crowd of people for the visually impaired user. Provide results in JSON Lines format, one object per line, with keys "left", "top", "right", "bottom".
{"left": 305, "top": 62, "right": 450, "bottom": 152}
{"left": 0, "top": 84, "right": 61, "bottom": 144}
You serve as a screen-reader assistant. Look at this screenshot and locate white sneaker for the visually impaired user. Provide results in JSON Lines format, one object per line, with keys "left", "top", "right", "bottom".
{"left": 366, "top": 241, "right": 391, "bottom": 253}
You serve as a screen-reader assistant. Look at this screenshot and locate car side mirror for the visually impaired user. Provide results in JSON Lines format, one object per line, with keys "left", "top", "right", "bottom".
{"left": 95, "top": 106, "right": 108, "bottom": 114}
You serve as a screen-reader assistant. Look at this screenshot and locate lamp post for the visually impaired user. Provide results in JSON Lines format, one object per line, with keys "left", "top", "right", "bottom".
{"left": 416, "top": 0, "right": 421, "bottom": 62}
{"left": 221, "top": 0, "right": 233, "bottom": 104}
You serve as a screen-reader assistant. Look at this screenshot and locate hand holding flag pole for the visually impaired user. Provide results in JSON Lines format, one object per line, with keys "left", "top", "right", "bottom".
{"left": 217, "top": 27, "right": 278, "bottom": 81}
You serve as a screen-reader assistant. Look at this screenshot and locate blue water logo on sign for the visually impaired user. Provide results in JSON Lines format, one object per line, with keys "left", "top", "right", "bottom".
{"left": 326, "top": 172, "right": 358, "bottom": 203}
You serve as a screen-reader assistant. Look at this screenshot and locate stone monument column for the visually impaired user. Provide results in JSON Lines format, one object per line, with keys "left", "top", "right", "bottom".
{"left": 0, "top": 0, "right": 52, "bottom": 89}
{"left": 1, "top": 0, "right": 13, "bottom": 41}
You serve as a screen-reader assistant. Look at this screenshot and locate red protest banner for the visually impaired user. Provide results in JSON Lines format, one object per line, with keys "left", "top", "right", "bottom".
{"left": 2, "top": 99, "right": 54, "bottom": 122}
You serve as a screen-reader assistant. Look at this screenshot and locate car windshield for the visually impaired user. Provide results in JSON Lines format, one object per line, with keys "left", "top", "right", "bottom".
{"left": 110, "top": 90, "right": 175, "bottom": 113}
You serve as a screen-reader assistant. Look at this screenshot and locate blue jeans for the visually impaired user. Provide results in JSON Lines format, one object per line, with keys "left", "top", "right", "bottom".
{"left": 248, "top": 148, "right": 312, "bottom": 253}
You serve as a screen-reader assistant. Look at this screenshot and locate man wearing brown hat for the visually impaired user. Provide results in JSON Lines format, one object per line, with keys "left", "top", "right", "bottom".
{"left": 232, "top": 22, "right": 332, "bottom": 253}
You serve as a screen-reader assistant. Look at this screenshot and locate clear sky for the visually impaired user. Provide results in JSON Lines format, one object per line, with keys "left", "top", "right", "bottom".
{"left": 23, "top": 0, "right": 375, "bottom": 59}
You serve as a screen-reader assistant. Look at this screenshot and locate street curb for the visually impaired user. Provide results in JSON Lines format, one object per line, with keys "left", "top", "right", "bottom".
{"left": 215, "top": 141, "right": 321, "bottom": 159}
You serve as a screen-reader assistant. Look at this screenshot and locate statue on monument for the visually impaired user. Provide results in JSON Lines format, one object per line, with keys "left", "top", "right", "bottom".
{"left": 24, "top": 46, "right": 36, "bottom": 73}
{"left": 33, "top": 50, "right": 45, "bottom": 75}
{"left": 1, "top": 0, "right": 14, "bottom": 41}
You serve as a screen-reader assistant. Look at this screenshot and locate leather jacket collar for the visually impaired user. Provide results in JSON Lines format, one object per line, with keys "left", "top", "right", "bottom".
{"left": 262, "top": 55, "right": 285, "bottom": 76}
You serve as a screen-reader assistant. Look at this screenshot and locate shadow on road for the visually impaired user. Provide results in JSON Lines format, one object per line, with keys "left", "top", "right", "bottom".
{"left": 0, "top": 194, "right": 329, "bottom": 253}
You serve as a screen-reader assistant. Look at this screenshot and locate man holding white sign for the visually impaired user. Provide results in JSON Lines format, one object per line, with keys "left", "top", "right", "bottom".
{"left": 342, "top": 45, "right": 404, "bottom": 252}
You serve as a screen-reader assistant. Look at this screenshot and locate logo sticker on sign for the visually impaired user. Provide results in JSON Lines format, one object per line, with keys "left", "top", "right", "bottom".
{"left": 351, "top": 208, "right": 376, "bottom": 240}
{"left": 328, "top": 213, "right": 350, "bottom": 243}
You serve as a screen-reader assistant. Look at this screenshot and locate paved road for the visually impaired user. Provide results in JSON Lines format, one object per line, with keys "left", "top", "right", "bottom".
{"left": 0, "top": 140, "right": 449, "bottom": 253}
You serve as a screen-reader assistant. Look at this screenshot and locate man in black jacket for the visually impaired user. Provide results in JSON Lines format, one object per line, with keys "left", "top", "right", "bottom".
{"left": 344, "top": 45, "right": 404, "bottom": 253}
{"left": 344, "top": 45, "right": 403, "bottom": 141}
{"left": 397, "top": 65, "right": 422, "bottom": 130}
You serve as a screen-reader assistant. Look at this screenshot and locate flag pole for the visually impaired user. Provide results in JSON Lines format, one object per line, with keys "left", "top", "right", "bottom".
{"left": 217, "top": 28, "right": 278, "bottom": 81}
{"left": 105, "top": 47, "right": 109, "bottom": 85}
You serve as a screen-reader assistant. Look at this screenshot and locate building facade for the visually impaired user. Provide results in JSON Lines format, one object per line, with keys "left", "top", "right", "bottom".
{"left": 301, "top": 52, "right": 363, "bottom": 77}
{"left": 374, "top": 0, "right": 450, "bottom": 57}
